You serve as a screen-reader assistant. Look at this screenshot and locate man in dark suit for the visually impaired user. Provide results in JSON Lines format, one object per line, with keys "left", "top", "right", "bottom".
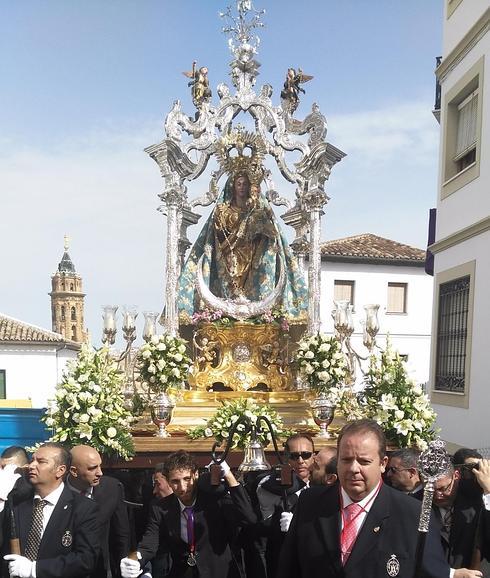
{"left": 277, "top": 419, "right": 452, "bottom": 578}
{"left": 120, "top": 450, "right": 256, "bottom": 578}
{"left": 432, "top": 450, "right": 490, "bottom": 577}
{"left": 253, "top": 433, "right": 315, "bottom": 578}
{"left": 68, "top": 445, "right": 130, "bottom": 578}
{"left": 1, "top": 442, "right": 99, "bottom": 578}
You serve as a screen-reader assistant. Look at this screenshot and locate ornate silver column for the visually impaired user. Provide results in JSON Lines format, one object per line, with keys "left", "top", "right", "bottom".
{"left": 304, "top": 191, "right": 328, "bottom": 335}
{"left": 160, "top": 187, "right": 185, "bottom": 336}
{"left": 281, "top": 204, "right": 309, "bottom": 271}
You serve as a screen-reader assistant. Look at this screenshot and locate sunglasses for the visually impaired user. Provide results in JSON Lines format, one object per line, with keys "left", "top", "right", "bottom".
{"left": 386, "top": 466, "right": 411, "bottom": 474}
{"left": 288, "top": 451, "right": 313, "bottom": 461}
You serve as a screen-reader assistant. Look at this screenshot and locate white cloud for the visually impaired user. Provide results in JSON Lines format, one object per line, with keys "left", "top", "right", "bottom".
{"left": 329, "top": 100, "right": 439, "bottom": 166}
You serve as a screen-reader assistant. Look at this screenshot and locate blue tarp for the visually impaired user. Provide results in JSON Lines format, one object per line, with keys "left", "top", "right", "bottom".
{"left": 0, "top": 408, "right": 50, "bottom": 454}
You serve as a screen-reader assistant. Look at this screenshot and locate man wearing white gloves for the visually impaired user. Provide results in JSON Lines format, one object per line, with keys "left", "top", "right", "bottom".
{"left": 0, "top": 446, "right": 30, "bottom": 515}
{"left": 120, "top": 450, "right": 256, "bottom": 578}
{"left": 1, "top": 442, "right": 100, "bottom": 578}
{"left": 254, "top": 433, "right": 315, "bottom": 578}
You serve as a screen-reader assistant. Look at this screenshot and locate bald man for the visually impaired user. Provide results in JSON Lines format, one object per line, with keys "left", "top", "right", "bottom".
{"left": 68, "top": 446, "right": 130, "bottom": 578}
{"left": 310, "top": 447, "right": 338, "bottom": 487}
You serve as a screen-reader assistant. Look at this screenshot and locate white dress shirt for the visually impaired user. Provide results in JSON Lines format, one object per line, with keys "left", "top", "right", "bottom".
{"left": 33, "top": 482, "right": 65, "bottom": 534}
{"left": 340, "top": 482, "right": 381, "bottom": 534}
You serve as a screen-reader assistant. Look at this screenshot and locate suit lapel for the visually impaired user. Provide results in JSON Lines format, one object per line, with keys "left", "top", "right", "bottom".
{"left": 316, "top": 488, "right": 343, "bottom": 575}
{"left": 345, "top": 483, "right": 390, "bottom": 570}
{"left": 165, "top": 496, "right": 186, "bottom": 545}
{"left": 16, "top": 498, "right": 33, "bottom": 554}
{"left": 39, "top": 486, "right": 74, "bottom": 550}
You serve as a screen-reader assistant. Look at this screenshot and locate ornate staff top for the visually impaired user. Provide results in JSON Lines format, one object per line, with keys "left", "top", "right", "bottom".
{"left": 220, "top": 1, "right": 265, "bottom": 63}
{"left": 418, "top": 438, "right": 452, "bottom": 483}
{"left": 417, "top": 438, "right": 452, "bottom": 534}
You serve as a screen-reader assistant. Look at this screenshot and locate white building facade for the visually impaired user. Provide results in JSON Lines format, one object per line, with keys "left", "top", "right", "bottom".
{"left": 318, "top": 234, "right": 433, "bottom": 387}
{"left": 429, "top": 1, "right": 490, "bottom": 448}
{"left": 0, "top": 314, "right": 80, "bottom": 408}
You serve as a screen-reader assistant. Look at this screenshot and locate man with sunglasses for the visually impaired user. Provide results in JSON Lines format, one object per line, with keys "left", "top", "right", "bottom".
{"left": 386, "top": 448, "right": 423, "bottom": 497}
{"left": 254, "top": 434, "right": 315, "bottom": 578}
{"left": 277, "top": 419, "right": 450, "bottom": 578}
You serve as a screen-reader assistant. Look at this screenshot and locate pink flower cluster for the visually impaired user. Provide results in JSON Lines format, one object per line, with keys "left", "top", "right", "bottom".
{"left": 191, "top": 309, "right": 224, "bottom": 325}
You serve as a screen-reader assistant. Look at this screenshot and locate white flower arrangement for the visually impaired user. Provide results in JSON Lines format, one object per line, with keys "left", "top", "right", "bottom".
{"left": 42, "top": 345, "right": 135, "bottom": 460}
{"left": 136, "top": 334, "right": 191, "bottom": 394}
{"left": 295, "top": 333, "right": 348, "bottom": 401}
{"left": 361, "top": 342, "right": 437, "bottom": 450}
{"left": 187, "top": 397, "right": 292, "bottom": 450}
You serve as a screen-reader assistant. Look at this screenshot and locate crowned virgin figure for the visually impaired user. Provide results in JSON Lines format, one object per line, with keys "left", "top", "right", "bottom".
{"left": 177, "top": 163, "right": 308, "bottom": 324}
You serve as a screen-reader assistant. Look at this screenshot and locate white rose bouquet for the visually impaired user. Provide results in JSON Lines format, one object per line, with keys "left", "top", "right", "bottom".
{"left": 295, "top": 333, "right": 348, "bottom": 401}
{"left": 187, "top": 397, "right": 292, "bottom": 450}
{"left": 361, "top": 342, "right": 437, "bottom": 450}
{"left": 137, "top": 334, "right": 191, "bottom": 394}
{"left": 42, "top": 345, "right": 135, "bottom": 460}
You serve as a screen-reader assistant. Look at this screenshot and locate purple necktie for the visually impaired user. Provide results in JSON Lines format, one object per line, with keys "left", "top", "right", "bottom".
{"left": 183, "top": 506, "right": 194, "bottom": 547}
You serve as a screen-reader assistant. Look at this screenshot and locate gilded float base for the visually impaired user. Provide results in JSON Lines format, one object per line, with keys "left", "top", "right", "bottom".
{"left": 188, "top": 321, "right": 293, "bottom": 392}
{"left": 132, "top": 389, "right": 346, "bottom": 448}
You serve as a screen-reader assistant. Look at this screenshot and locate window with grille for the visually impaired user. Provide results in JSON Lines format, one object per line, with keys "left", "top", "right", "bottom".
{"left": 434, "top": 275, "right": 469, "bottom": 393}
{"left": 387, "top": 283, "right": 407, "bottom": 314}
{"left": 334, "top": 280, "right": 355, "bottom": 307}
{"left": 0, "top": 370, "right": 5, "bottom": 399}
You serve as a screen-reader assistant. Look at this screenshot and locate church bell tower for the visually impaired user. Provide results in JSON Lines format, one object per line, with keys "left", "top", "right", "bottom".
{"left": 49, "top": 236, "right": 88, "bottom": 343}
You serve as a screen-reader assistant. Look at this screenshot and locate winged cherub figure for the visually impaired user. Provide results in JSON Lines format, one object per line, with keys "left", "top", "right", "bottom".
{"left": 280, "top": 67, "right": 313, "bottom": 114}
{"left": 183, "top": 61, "right": 212, "bottom": 109}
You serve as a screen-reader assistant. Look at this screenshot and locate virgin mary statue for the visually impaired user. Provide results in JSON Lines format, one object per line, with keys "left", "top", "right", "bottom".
{"left": 177, "top": 170, "right": 308, "bottom": 324}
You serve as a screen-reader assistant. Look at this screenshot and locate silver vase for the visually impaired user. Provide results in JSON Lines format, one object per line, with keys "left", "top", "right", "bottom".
{"left": 310, "top": 396, "right": 335, "bottom": 438}
{"left": 150, "top": 392, "right": 175, "bottom": 438}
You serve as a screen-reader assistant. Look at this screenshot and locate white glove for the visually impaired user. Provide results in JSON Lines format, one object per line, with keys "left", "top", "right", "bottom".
{"left": 220, "top": 460, "right": 231, "bottom": 476}
{"left": 120, "top": 557, "right": 143, "bottom": 578}
{"left": 4, "top": 555, "right": 35, "bottom": 578}
{"left": 206, "top": 461, "right": 231, "bottom": 477}
{"left": 0, "top": 465, "right": 20, "bottom": 501}
{"left": 280, "top": 511, "right": 294, "bottom": 533}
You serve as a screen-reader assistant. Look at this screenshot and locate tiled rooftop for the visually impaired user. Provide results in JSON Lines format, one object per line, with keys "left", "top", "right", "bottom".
{"left": 320, "top": 233, "right": 425, "bottom": 263}
{"left": 0, "top": 313, "right": 79, "bottom": 347}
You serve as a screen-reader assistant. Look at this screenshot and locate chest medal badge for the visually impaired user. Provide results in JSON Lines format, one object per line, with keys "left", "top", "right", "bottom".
{"left": 386, "top": 554, "right": 400, "bottom": 577}
{"left": 61, "top": 530, "right": 73, "bottom": 548}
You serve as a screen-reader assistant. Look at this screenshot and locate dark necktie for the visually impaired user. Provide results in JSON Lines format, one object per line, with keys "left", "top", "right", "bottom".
{"left": 25, "top": 498, "right": 48, "bottom": 561}
{"left": 183, "top": 506, "right": 194, "bottom": 546}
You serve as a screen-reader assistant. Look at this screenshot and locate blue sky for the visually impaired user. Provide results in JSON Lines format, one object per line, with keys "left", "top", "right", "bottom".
{"left": 1, "top": 0, "right": 443, "bottom": 343}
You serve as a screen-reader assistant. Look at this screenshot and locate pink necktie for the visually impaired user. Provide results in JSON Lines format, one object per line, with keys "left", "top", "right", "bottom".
{"left": 341, "top": 502, "right": 363, "bottom": 565}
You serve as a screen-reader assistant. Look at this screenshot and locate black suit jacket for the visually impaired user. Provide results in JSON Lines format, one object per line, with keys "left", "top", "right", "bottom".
{"left": 138, "top": 483, "right": 256, "bottom": 578}
{"left": 277, "top": 483, "right": 450, "bottom": 578}
{"left": 90, "top": 476, "right": 130, "bottom": 578}
{"left": 1, "top": 484, "right": 100, "bottom": 578}
{"left": 436, "top": 491, "right": 490, "bottom": 569}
